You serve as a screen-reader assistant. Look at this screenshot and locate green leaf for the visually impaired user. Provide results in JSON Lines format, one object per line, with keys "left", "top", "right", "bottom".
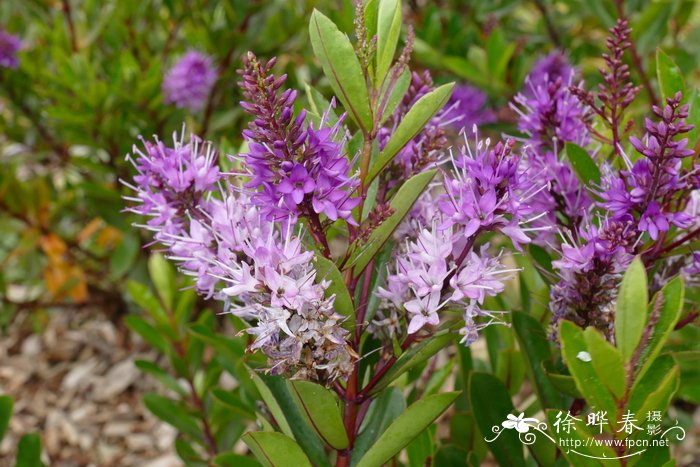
{"left": 356, "top": 392, "right": 460, "bottom": 467}
{"left": 543, "top": 367, "right": 583, "bottom": 399}
{"left": 16, "top": 433, "right": 43, "bottom": 467}
{"left": 134, "top": 360, "right": 187, "bottom": 397}
{"left": 0, "top": 395, "right": 12, "bottom": 442}
{"left": 242, "top": 432, "right": 312, "bottom": 467}
{"left": 559, "top": 321, "right": 618, "bottom": 420}
{"left": 512, "top": 312, "right": 564, "bottom": 408}
{"left": 375, "top": 0, "right": 402, "bottom": 85}
{"left": 565, "top": 142, "right": 601, "bottom": 185}
{"left": 126, "top": 281, "right": 169, "bottom": 327}
{"left": 367, "top": 84, "right": 454, "bottom": 182}
{"left": 309, "top": 9, "right": 372, "bottom": 132}
{"left": 109, "top": 233, "right": 139, "bottom": 279}
{"left": 124, "top": 315, "right": 170, "bottom": 354}
{"left": 313, "top": 254, "right": 354, "bottom": 330}
{"left": 628, "top": 354, "right": 679, "bottom": 418}
{"left": 288, "top": 381, "right": 349, "bottom": 449}
{"left": 635, "top": 277, "right": 684, "bottom": 381}
{"left": 254, "top": 373, "right": 331, "bottom": 467}
{"left": 378, "top": 69, "right": 410, "bottom": 124}
{"left": 615, "top": 257, "right": 648, "bottom": 361}
{"left": 352, "top": 388, "right": 406, "bottom": 465}
{"left": 469, "top": 373, "right": 525, "bottom": 467}
{"left": 143, "top": 393, "right": 203, "bottom": 439}
{"left": 583, "top": 327, "right": 626, "bottom": 399}
{"left": 212, "top": 389, "right": 257, "bottom": 419}
{"left": 486, "top": 28, "right": 515, "bottom": 83}
{"left": 368, "top": 332, "right": 455, "bottom": 395}
{"left": 248, "top": 370, "right": 294, "bottom": 439}
{"left": 148, "top": 253, "right": 177, "bottom": 310}
{"left": 656, "top": 49, "right": 685, "bottom": 101}
{"left": 212, "top": 453, "right": 262, "bottom": 467}
{"left": 347, "top": 169, "right": 437, "bottom": 276}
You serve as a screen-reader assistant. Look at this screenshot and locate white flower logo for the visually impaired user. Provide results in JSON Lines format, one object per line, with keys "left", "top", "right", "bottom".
{"left": 502, "top": 412, "right": 539, "bottom": 433}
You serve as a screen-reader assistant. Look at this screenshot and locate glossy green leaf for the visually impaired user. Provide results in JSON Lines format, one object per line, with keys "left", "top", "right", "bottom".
{"left": 289, "top": 380, "right": 349, "bottom": 449}
{"left": 367, "top": 84, "right": 453, "bottom": 182}
{"left": 242, "top": 432, "right": 312, "bottom": 467}
{"left": 254, "top": 373, "right": 331, "bottom": 467}
{"left": 469, "top": 373, "right": 525, "bottom": 467}
{"left": 543, "top": 367, "right": 582, "bottom": 399}
{"left": 368, "top": 332, "right": 455, "bottom": 395}
{"left": 378, "top": 69, "right": 410, "bottom": 125}
{"left": 0, "top": 395, "right": 12, "bottom": 443}
{"left": 16, "top": 433, "right": 43, "bottom": 467}
{"left": 356, "top": 392, "right": 460, "bottom": 467}
{"left": 212, "top": 389, "right": 256, "bottom": 419}
{"left": 347, "top": 169, "right": 437, "bottom": 276}
{"left": 313, "top": 254, "right": 354, "bottom": 330}
{"left": 583, "top": 327, "right": 626, "bottom": 399}
{"left": 565, "top": 142, "right": 601, "bottom": 185}
{"left": 615, "top": 257, "right": 648, "bottom": 361}
{"left": 635, "top": 277, "right": 684, "bottom": 381}
{"left": 656, "top": 49, "right": 685, "bottom": 101}
{"left": 309, "top": 9, "right": 372, "bottom": 132}
{"left": 559, "top": 321, "right": 618, "bottom": 420}
{"left": 512, "top": 312, "right": 564, "bottom": 408}
{"left": 628, "top": 354, "right": 679, "bottom": 417}
{"left": 352, "top": 388, "right": 406, "bottom": 465}
{"left": 212, "top": 453, "right": 262, "bottom": 467}
{"left": 148, "top": 253, "right": 177, "bottom": 310}
{"left": 248, "top": 370, "right": 294, "bottom": 439}
{"left": 375, "top": 0, "right": 402, "bottom": 84}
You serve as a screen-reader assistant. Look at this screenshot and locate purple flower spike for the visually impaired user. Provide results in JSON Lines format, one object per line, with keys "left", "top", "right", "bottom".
{"left": 0, "top": 29, "right": 21, "bottom": 69}
{"left": 163, "top": 51, "right": 218, "bottom": 112}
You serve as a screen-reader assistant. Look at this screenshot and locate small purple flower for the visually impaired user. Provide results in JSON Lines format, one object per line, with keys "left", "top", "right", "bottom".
{"left": 442, "top": 84, "right": 496, "bottom": 131}
{"left": 278, "top": 164, "right": 316, "bottom": 205}
{"left": 0, "top": 29, "right": 21, "bottom": 69}
{"left": 163, "top": 51, "right": 218, "bottom": 112}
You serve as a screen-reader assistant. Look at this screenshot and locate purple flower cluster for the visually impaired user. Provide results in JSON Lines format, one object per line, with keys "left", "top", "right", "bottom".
{"left": 124, "top": 130, "right": 353, "bottom": 383}
{"left": 512, "top": 53, "right": 593, "bottom": 244}
{"left": 0, "top": 29, "right": 21, "bottom": 69}
{"left": 123, "top": 130, "right": 221, "bottom": 235}
{"left": 238, "top": 53, "right": 359, "bottom": 224}
{"left": 549, "top": 219, "right": 637, "bottom": 338}
{"left": 599, "top": 93, "right": 698, "bottom": 240}
{"left": 373, "top": 128, "right": 542, "bottom": 344}
{"left": 163, "top": 51, "right": 218, "bottom": 112}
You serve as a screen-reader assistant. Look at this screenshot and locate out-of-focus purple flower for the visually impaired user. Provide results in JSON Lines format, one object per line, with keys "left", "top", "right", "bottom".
{"left": 163, "top": 51, "right": 218, "bottom": 112}
{"left": 442, "top": 84, "right": 496, "bottom": 131}
{"left": 527, "top": 51, "right": 574, "bottom": 87}
{"left": 237, "top": 53, "right": 359, "bottom": 224}
{"left": 0, "top": 29, "right": 21, "bottom": 69}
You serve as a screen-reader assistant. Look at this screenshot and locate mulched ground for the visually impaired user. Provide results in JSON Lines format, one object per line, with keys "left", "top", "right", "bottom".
{"left": 0, "top": 309, "right": 179, "bottom": 466}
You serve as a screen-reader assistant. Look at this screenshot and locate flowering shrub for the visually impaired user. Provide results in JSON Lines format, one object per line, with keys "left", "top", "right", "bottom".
{"left": 1, "top": 0, "right": 699, "bottom": 465}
